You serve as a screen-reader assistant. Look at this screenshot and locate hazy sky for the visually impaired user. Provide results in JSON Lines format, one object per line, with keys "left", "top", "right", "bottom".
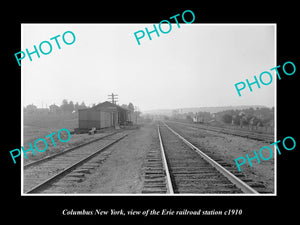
{"left": 22, "top": 24, "right": 275, "bottom": 111}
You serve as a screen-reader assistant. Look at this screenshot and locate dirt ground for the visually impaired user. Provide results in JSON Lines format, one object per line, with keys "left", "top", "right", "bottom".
{"left": 64, "top": 123, "right": 157, "bottom": 194}
{"left": 26, "top": 120, "right": 274, "bottom": 194}
{"left": 165, "top": 121, "right": 275, "bottom": 193}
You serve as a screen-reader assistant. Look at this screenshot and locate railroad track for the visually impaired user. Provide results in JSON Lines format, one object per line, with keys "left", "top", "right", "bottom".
{"left": 142, "top": 122, "right": 261, "bottom": 194}
{"left": 23, "top": 131, "right": 128, "bottom": 194}
{"left": 167, "top": 121, "right": 274, "bottom": 143}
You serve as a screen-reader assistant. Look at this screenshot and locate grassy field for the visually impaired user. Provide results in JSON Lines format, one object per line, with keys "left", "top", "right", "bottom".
{"left": 24, "top": 113, "right": 78, "bottom": 143}
{"left": 24, "top": 113, "right": 78, "bottom": 129}
{"left": 23, "top": 113, "right": 111, "bottom": 163}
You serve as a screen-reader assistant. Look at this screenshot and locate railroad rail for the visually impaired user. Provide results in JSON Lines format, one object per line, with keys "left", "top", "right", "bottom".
{"left": 142, "top": 125, "right": 174, "bottom": 194}
{"left": 142, "top": 122, "right": 259, "bottom": 194}
{"left": 24, "top": 130, "right": 123, "bottom": 169}
{"left": 24, "top": 131, "right": 128, "bottom": 194}
{"left": 167, "top": 120, "right": 274, "bottom": 143}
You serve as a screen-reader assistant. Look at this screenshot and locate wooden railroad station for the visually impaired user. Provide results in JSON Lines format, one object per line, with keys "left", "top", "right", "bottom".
{"left": 78, "top": 101, "right": 133, "bottom": 131}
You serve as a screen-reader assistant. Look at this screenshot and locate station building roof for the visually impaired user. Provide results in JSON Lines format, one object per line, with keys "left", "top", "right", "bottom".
{"left": 79, "top": 101, "right": 129, "bottom": 112}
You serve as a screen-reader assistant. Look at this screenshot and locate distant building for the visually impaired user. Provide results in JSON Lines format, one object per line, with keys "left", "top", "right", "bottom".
{"left": 192, "top": 115, "right": 204, "bottom": 123}
{"left": 78, "top": 101, "right": 132, "bottom": 130}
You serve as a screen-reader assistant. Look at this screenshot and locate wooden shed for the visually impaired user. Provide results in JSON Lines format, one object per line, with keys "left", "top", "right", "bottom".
{"left": 78, "top": 101, "right": 131, "bottom": 130}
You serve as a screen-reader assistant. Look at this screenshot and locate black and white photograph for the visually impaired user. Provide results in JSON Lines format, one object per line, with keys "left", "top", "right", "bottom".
{"left": 4, "top": 5, "right": 298, "bottom": 224}
{"left": 21, "top": 24, "right": 275, "bottom": 195}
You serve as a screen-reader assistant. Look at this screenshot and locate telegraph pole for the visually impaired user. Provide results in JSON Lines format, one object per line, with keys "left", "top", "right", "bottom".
{"left": 108, "top": 93, "right": 118, "bottom": 105}
{"left": 108, "top": 93, "right": 119, "bottom": 128}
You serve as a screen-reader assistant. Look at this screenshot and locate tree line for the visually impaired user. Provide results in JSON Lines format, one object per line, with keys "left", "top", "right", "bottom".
{"left": 170, "top": 107, "right": 274, "bottom": 128}
{"left": 217, "top": 107, "right": 274, "bottom": 127}
{"left": 24, "top": 99, "right": 137, "bottom": 114}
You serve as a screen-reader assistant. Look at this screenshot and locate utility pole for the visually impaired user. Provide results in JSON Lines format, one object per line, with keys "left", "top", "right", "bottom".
{"left": 134, "top": 105, "right": 140, "bottom": 125}
{"left": 108, "top": 93, "right": 119, "bottom": 128}
{"left": 108, "top": 93, "right": 118, "bottom": 105}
